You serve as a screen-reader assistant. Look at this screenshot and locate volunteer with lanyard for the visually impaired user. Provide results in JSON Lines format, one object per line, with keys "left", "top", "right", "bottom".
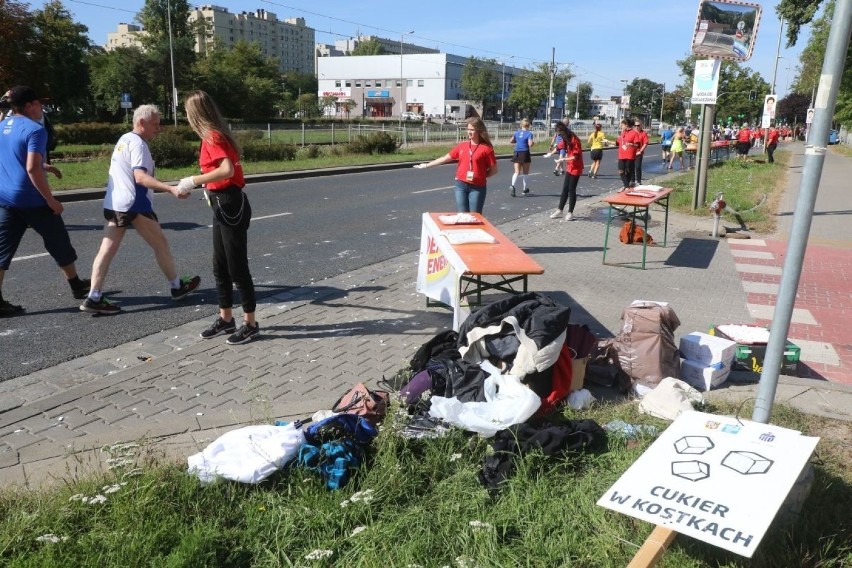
{"left": 414, "top": 117, "right": 498, "bottom": 213}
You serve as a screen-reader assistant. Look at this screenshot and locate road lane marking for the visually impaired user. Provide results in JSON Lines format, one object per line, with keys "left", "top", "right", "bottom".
{"left": 412, "top": 185, "right": 454, "bottom": 194}
{"left": 253, "top": 212, "right": 293, "bottom": 221}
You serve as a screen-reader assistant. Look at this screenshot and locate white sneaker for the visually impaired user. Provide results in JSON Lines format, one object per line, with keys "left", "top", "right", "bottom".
{"left": 564, "top": 212, "right": 575, "bottom": 221}
{"left": 549, "top": 209, "right": 563, "bottom": 219}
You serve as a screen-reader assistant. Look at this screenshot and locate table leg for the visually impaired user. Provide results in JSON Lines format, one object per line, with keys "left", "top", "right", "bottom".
{"left": 602, "top": 204, "right": 614, "bottom": 264}
{"left": 662, "top": 195, "right": 670, "bottom": 247}
{"left": 640, "top": 205, "right": 648, "bottom": 270}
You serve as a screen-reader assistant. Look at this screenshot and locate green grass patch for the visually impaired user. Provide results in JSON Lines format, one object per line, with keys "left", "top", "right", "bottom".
{"left": 48, "top": 143, "right": 517, "bottom": 192}
{"left": 663, "top": 150, "right": 791, "bottom": 234}
{"left": 829, "top": 144, "right": 852, "bottom": 158}
{"left": 1, "top": 400, "right": 848, "bottom": 567}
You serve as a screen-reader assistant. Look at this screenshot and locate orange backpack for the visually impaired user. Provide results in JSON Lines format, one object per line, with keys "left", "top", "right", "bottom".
{"left": 619, "top": 220, "right": 655, "bottom": 245}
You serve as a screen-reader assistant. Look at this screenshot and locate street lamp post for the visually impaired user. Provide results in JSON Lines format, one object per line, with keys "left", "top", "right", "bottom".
{"left": 167, "top": 0, "right": 177, "bottom": 126}
{"left": 619, "top": 79, "right": 628, "bottom": 122}
{"left": 398, "top": 30, "right": 414, "bottom": 128}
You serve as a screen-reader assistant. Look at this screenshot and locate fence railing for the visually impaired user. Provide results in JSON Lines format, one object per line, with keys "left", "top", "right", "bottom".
{"left": 229, "top": 122, "right": 629, "bottom": 148}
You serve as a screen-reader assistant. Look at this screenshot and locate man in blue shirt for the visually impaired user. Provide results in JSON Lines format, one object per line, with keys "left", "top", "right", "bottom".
{"left": 660, "top": 124, "right": 674, "bottom": 162}
{"left": 0, "top": 86, "right": 90, "bottom": 316}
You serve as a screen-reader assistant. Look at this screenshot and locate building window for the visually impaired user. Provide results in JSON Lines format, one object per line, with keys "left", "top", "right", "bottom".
{"left": 374, "top": 80, "right": 382, "bottom": 87}
{"left": 406, "top": 80, "right": 413, "bottom": 87}
{"left": 365, "top": 81, "right": 372, "bottom": 87}
{"left": 417, "top": 80, "right": 424, "bottom": 87}
{"left": 395, "top": 80, "right": 401, "bottom": 87}
{"left": 345, "top": 81, "right": 351, "bottom": 87}
{"left": 355, "top": 81, "right": 361, "bottom": 87}
{"left": 335, "top": 81, "right": 341, "bottom": 88}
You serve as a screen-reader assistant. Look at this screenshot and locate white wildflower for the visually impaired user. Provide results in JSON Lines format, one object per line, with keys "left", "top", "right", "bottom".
{"left": 455, "top": 556, "right": 481, "bottom": 568}
{"left": 36, "top": 534, "right": 68, "bottom": 543}
{"left": 339, "top": 499, "right": 350, "bottom": 508}
{"left": 83, "top": 494, "right": 107, "bottom": 505}
{"left": 101, "top": 483, "right": 126, "bottom": 494}
{"left": 349, "top": 526, "right": 367, "bottom": 537}
{"left": 450, "top": 453, "right": 462, "bottom": 462}
{"left": 350, "top": 489, "right": 374, "bottom": 503}
{"left": 68, "top": 494, "right": 85, "bottom": 502}
{"left": 304, "top": 549, "right": 333, "bottom": 561}
{"left": 468, "top": 520, "right": 493, "bottom": 530}
{"left": 122, "top": 468, "right": 143, "bottom": 478}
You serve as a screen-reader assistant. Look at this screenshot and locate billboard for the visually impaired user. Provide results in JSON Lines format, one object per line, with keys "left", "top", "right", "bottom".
{"left": 691, "top": 0, "right": 762, "bottom": 61}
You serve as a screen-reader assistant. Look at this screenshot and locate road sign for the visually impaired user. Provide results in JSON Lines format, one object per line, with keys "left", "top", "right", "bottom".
{"left": 120, "top": 93, "right": 132, "bottom": 109}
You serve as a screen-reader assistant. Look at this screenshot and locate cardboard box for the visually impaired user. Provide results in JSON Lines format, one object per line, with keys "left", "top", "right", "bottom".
{"left": 680, "top": 358, "right": 731, "bottom": 391}
{"left": 708, "top": 326, "right": 801, "bottom": 375}
{"left": 679, "top": 332, "right": 738, "bottom": 366}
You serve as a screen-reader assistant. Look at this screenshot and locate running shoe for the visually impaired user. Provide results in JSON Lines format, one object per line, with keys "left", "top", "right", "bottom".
{"left": 0, "top": 299, "right": 24, "bottom": 317}
{"left": 171, "top": 275, "right": 201, "bottom": 300}
{"left": 80, "top": 296, "right": 121, "bottom": 315}
{"left": 226, "top": 322, "right": 260, "bottom": 345}
{"left": 564, "top": 212, "right": 575, "bottom": 221}
{"left": 523, "top": 187, "right": 530, "bottom": 194}
{"left": 200, "top": 316, "right": 236, "bottom": 339}
{"left": 71, "top": 278, "right": 91, "bottom": 300}
{"left": 549, "top": 209, "right": 563, "bottom": 219}
{"left": 510, "top": 186, "right": 516, "bottom": 197}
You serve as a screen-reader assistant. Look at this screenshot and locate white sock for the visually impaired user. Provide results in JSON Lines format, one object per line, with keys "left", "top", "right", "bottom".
{"left": 89, "top": 289, "right": 102, "bottom": 301}
{"left": 511, "top": 173, "right": 519, "bottom": 187}
{"left": 521, "top": 174, "right": 528, "bottom": 189}
{"left": 169, "top": 277, "right": 180, "bottom": 289}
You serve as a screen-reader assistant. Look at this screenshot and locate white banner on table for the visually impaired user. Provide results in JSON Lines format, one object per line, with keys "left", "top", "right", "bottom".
{"left": 417, "top": 213, "right": 469, "bottom": 329}
{"left": 597, "top": 411, "right": 819, "bottom": 558}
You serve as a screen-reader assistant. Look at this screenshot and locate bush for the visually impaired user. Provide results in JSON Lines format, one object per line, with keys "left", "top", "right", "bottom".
{"left": 241, "top": 142, "right": 297, "bottom": 162}
{"left": 347, "top": 132, "right": 400, "bottom": 155}
{"left": 233, "top": 130, "right": 265, "bottom": 145}
{"left": 54, "top": 123, "right": 127, "bottom": 145}
{"left": 148, "top": 129, "right": 197, "bottom": 168}
{"left": 297, "top": 145, "right": 321, "bottom": 160}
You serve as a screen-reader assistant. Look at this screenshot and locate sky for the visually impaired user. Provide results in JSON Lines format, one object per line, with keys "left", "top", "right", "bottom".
{"left": 50, "top": 0, "right": 810, "bottom": 98}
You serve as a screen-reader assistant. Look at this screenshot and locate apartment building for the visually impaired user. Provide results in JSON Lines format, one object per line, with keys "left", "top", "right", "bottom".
{"left": 104, "top": 5, "right": 315, "bottom": 74}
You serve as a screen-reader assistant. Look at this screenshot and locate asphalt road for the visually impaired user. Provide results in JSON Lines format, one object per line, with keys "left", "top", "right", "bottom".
{"left": 1, "top": 146, "right": 668, "bottom": 381}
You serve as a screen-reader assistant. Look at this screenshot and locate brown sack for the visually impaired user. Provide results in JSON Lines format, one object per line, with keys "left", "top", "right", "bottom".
{"left": 619, "top": 220, "right": 655, "bottom": 245}
{"left": 614, "top": 302, "right": 681, "bottom": 389}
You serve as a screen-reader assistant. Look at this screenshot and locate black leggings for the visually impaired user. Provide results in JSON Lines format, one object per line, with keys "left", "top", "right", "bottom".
{"left": 633, "top": 153, "right": 644, "bottom": 184}
{"left": 558, "top": 173, "right": 580, "bottom": 213}
{"left": 618, "top": 159, "right": 635, "bottom": 188}
{"left": 209, "top": 186, "right": 256, "bottom": 314}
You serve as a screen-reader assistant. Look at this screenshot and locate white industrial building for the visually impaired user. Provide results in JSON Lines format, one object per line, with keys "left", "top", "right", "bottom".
{"left": 317, "top": 53, "right": 519, "bottom": 120}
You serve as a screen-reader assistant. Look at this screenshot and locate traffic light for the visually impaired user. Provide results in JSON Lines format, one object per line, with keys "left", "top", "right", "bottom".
{"left": 749, "top": 90, "right": 756, "bottom": 101}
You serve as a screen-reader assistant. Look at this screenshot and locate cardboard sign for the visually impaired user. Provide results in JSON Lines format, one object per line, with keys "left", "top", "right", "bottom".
{"left": 598, "top": 411, "right": 819, "bottom": 557}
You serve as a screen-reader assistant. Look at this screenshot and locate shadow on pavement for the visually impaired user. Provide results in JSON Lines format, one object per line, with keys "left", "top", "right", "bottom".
{"left": 664, "top": 235, "right": 720, "bottom": 269}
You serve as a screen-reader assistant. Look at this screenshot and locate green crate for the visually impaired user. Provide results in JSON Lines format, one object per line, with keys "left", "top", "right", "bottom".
{"left": 708, "top": 326, "right": 801, "bottom": 375}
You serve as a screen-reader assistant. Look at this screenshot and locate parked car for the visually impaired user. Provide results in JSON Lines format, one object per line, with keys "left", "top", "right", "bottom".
{"left": 531, "top": 120, "right": 547, "bottom": 129}
{"left": 401, "top": 111, "right": 423, "bottom": 121}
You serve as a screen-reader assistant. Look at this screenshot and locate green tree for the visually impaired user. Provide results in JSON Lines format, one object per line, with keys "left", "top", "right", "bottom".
{"left": 506, "top": 63, "right": 572, "bottom": 120}
{"left": 625, "top": 78, "right": 665, "bottom": 122}
{"left": 297, "top": 92, "right": 318, "bottom": 118}
{"left": 0, "top": 0, "right": 39, "bottom": 89}
{"left": 350, "top": 38, "right": 384, "bottom": 55}
{"left": 137, "top": 0, "right": 196, "bottom": 121}
{"left": 88, "top": 47, "right": 157, "bottom": 120}
{"left": 460, "top": 57, "right": 501, "bottom": 118}
{"left": 785, "top": 0, "right": 851, "bottom": 125}
{"left": 777, "top": 92, "right": 812, "bottom": 125}
{"left": 319, "top": 95, "right": 338, "bottom": 116}
{"left": 565, "top": 81, "right": 593, "bottom": 119}
{"left": 32, "top": 1, "right": 94, "bottom": 120}
{"left": 675, "top": 54, "right": 769, "bottom": 125}
{"left": 193, "top": 40, "right": 281, "bottom": 120}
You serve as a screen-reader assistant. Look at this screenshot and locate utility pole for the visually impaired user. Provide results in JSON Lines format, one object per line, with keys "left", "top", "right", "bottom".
{"left": 546, "top": 48, "right": 555, "bottom": 128}
{"left": 659, "top": 82, "right": 665, "bottom": 126}
{"left": 752, "top": 0, "right": 852, "bottom": 424}
{"left": 574, "top": 80, "right": 580, "bottom": 119}
{"left": 167, "top": 0, "right": 177, "bottom": 126}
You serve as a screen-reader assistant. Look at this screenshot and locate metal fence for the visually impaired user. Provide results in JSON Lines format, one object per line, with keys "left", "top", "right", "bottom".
{"left": 229, "top": 122, "right": 627, "bottom": 147}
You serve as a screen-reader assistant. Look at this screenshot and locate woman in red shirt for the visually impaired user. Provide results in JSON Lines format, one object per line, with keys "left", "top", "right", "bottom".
{"left": 549, "top": 122, "right": 584, "bottom": 221}
{"left": 180, "top": 90, "right": 258, "bottom": 345}
{"left": 414, "top": 117, "right": 498, "bottom": 213}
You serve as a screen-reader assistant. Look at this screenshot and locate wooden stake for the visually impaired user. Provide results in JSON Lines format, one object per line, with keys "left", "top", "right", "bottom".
{"left": 627, "top": 526, "right": 677, "bottom": 568}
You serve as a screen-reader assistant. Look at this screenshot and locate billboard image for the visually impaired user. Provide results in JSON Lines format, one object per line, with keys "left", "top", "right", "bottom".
{"left": 691, "top": 0, "right": 762, "bottom": 61}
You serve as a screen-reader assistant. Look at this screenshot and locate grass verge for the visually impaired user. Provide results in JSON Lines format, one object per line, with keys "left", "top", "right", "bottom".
{"left": 662, "top": 150, "right": 792, "bottom": 235}
{"left": 0, "top": 399, "right": 848, "bottom": 567}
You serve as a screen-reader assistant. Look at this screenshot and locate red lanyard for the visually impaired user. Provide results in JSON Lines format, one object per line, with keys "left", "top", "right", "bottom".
{"left": 468, "top": 142, "right": 479, "bottom": 171}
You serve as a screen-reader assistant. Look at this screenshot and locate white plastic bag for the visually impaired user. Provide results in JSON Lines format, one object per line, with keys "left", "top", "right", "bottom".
{"left": 567, "top": 388, "right": 595, "bottom": 410}
{"left": 428, "top": 363, "right": 541, "bottom": 437}
{"left": 187, "top": 423, "right": 305, "bottom": 484}
{"left": 638, "top": 376, "right": 704, "bottom": 421}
